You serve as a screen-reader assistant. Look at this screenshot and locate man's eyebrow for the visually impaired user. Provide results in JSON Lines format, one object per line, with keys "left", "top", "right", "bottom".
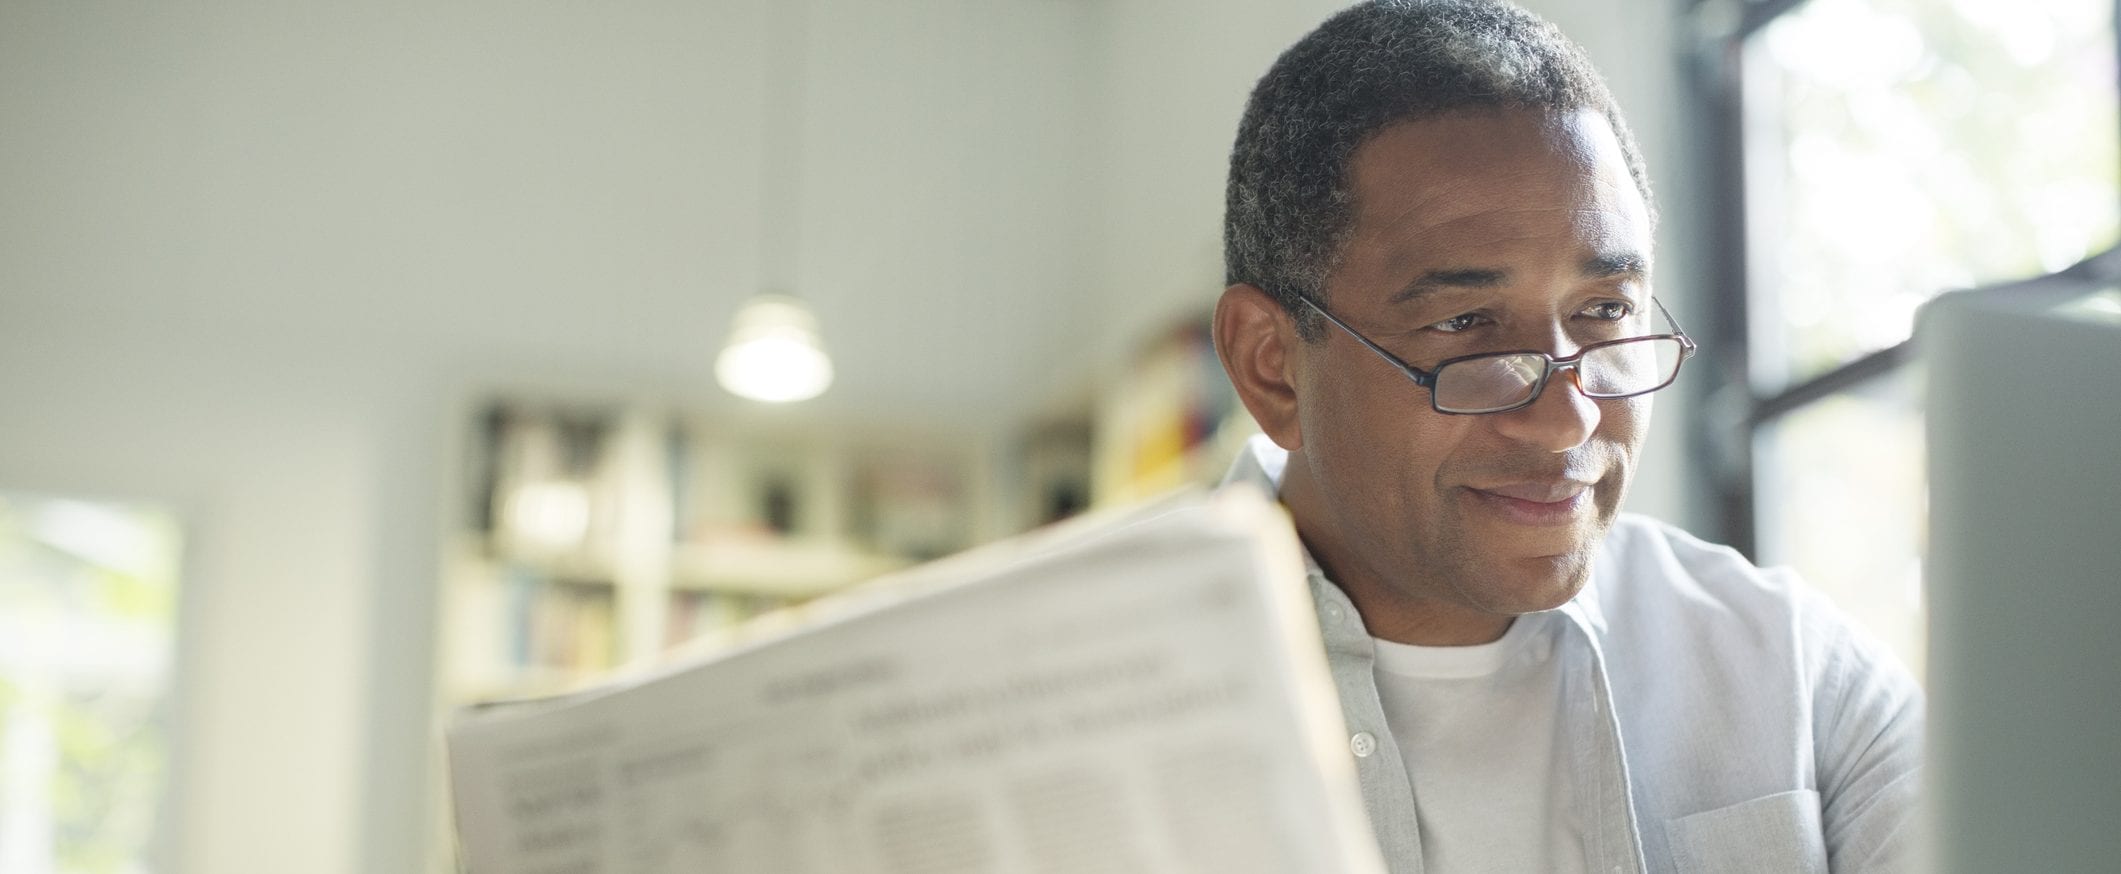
{"left": 1385, "top": 255, "right": 1646, "bottom": 305}
{"left": 1584, "top": 252, "right": 1647, "bottom": 280}
{"left": 1388, "top": 267, "right": 1507, "bottom": 304}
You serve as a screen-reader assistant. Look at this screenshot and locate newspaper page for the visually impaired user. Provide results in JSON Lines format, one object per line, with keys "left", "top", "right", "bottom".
{"left": 447, "top": 487, "right": 1385, "bottom": 874}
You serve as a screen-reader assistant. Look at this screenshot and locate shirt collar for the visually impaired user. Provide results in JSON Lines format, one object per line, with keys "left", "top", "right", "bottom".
{"left": 1220, "top": 436, "right": 1318, "bottom": 579}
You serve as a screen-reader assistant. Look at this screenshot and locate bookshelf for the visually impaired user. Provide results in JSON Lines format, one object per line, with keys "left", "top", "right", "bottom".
{"left": 439, "top": 398, "right": 989, "bottom": 705}
{"left": 427, "top": 326, "right": 1238, "bottom": 871}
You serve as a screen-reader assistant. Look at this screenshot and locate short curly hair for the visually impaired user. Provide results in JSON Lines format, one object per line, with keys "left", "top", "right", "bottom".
{"left": 1225, "top": 0, "right": 1654, "bottom": 340}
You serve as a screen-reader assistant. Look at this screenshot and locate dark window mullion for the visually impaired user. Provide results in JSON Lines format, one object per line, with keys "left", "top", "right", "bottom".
{"left": 1746, "top": 246, "right": 2121, "bottom": 430}
{"left": 1690, "top": 0, "right": 1781, "bottom": 557}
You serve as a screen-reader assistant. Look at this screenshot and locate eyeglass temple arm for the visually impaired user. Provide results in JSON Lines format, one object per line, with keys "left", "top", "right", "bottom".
{"left": 1650, "top": 297, "right": 1699, "bottom": 358}
{"left": 1295, "top": 296, "right": 1440, "bottom": 386}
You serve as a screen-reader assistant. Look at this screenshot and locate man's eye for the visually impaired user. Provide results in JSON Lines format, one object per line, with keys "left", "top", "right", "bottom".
{"left": 1582, "top": 301, "right": 1635, "bottom": 321}
{"left": 1428, "top": 313, "right": 1487, "bottom": 333}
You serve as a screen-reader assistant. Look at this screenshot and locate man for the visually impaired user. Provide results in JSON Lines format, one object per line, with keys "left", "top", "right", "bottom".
{"left": 1211, "top": 2, "right": 1922, "bottom": 872}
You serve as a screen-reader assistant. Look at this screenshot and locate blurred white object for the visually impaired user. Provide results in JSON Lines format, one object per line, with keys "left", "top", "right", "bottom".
{"left": 505, "top": 480, "right": 592, "bottom": 550}
{"left": 714, "top": 293, "right": 834, "bottom": 403}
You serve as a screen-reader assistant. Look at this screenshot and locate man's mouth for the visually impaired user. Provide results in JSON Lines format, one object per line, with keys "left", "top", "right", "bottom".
{"left": 1465, "top": 480, "right": 1592, "bottom": 526}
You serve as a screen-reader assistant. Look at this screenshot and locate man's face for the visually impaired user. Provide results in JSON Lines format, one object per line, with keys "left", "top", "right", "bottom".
{"left": 1284, "top": 108, "right": 1655, "bottom": 642}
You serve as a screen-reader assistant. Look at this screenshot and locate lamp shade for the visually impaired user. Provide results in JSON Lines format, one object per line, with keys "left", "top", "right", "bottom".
{"left": 715, "top": 293, "right": 833, "bottom": 403}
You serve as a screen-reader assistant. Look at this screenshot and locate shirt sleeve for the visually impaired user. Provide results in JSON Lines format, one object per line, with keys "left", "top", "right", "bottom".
{"left": 1812, "top": 609, "right": 1925, "bottom": 873}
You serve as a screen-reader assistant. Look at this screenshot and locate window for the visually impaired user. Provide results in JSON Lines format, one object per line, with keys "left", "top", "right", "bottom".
{"left": 0, "top": 493, "right": 183, "bottom": 874}
{"left": 1700, "top": 0, "right": 2120, "bottom": 675}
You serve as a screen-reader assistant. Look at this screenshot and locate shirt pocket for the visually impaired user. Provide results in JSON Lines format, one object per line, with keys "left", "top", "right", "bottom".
{"left": 1664, "top": 789, "right": 1828, "bottom": 874}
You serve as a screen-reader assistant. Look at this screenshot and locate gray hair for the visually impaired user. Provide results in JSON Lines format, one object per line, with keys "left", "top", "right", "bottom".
{"left": 1225, "top": 0, "right": 1654, "bottom": 340}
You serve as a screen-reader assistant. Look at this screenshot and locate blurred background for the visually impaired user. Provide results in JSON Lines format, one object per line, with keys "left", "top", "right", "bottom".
{"left": 0, "top": 0, "right": 2113, "bottom": 871}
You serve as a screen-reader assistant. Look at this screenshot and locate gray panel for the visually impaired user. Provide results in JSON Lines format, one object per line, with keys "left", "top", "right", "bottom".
{"left": 1920, "top": 285, "right": 2121, "bottom": 874}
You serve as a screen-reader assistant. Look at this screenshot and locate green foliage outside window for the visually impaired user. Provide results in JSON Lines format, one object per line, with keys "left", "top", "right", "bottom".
{"left": 0, "top": 494, "right": 181, "bottom": 874}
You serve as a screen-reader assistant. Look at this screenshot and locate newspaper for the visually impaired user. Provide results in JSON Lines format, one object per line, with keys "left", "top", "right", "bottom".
{"left": 447, "top": 487, "right": 1385, "bottom": 874}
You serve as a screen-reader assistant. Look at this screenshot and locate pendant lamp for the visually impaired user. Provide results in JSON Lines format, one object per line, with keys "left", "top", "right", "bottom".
{"left": 716, "top": 0, "right": 831, "bottom": 403}
{"left": 715, "top": 292, "right": 833, "bottom": 402}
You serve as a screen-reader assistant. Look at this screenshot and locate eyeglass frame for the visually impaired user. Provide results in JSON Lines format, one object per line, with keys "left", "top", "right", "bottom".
{"left": 1295, "top": 294, "right": 1699, "bottom": 415}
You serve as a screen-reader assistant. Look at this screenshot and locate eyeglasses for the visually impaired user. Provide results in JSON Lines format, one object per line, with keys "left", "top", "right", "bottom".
{"left": 1297, "top": 295, "right": 1698, "bottom": 415}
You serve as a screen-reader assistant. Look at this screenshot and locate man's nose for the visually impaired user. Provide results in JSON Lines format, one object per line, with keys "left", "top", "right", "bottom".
{"left": 1492, "top": 366, "right": 1601, "bottom": 452}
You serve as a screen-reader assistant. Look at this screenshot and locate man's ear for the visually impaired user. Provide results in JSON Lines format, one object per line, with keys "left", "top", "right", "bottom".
{"left": 1213, "top": 283, "right": 1305, "bottom": 451}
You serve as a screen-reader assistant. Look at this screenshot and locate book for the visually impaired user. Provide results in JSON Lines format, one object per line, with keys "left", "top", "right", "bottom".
{"left": 447, "top": 486, "right": 1385, "bottom": 874}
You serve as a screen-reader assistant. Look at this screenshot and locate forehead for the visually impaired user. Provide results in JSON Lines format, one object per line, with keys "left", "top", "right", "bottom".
{"left": 1338, "top": 108, "right": 1650, "bottom": 292}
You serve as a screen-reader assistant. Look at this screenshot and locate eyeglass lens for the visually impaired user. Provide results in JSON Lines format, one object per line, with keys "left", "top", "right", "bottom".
{"left": 1433, "top": 337, "right": 1685, "bottom": 412}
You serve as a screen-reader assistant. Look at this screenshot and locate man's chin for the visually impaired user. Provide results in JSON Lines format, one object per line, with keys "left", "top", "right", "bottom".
{"left": 1466, "top": 551, "right": 1594, "bottom": 614}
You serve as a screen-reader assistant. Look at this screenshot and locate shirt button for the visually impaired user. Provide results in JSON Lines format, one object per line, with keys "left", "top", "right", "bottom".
{"left": 1322, "top": 602, "right": 1346, "bottom": 625}
{"left": 1349, "top": 731, "right": 1376, "bottom": 758}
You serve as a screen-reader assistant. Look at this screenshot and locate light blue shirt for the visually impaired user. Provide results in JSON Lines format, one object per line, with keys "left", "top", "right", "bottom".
{"left": 1224, "top": 437, "right": 1923, "bottom": 874}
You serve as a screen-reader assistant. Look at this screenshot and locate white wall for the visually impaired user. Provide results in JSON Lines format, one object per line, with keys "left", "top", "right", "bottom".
{"left": 0, "top": 1, "right": 1699, "bottom": 871}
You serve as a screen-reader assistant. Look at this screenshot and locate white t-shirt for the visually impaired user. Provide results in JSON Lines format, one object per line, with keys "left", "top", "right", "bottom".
{"left": 1370, "top": 611, "right": 1587, "bottom": 874}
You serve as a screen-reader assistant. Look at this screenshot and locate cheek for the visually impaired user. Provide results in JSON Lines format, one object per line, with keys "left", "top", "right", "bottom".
{"left": 1300, "top": 368, "right": 1465, "bottom": 493}
{"left": 1604, "top": 394, "right": 1651, "bottom": 452}
{"left": 1301, "top": 357, "right": 1397, "bottom": 443}
{"left": 1590, "top": 396, "right": 1650, "bottom": 512}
